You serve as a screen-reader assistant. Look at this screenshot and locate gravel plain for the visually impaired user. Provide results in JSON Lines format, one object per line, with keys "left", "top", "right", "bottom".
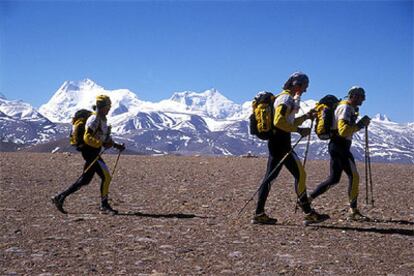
{"left": 1, "top": 152, "right": 413, "bottom": 275}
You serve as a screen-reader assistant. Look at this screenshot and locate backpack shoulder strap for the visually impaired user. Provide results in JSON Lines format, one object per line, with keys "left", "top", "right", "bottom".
{"left": 275, "top": 90, "right": 290, "bottom": 98}
{"left": 338, "top": 100, "right": 349, "bottom": 106}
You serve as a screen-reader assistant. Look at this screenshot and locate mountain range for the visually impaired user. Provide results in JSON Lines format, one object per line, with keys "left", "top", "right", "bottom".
{"left": 1, "top": 79, "right": 413, "bottom": 163}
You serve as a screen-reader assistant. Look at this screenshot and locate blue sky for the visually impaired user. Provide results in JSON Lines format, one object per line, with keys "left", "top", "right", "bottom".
{"left": 0, "top": 0, "right": 413, "bottom": 123}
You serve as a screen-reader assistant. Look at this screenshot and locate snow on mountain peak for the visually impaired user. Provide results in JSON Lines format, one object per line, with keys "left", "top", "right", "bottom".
{"left": 80, "top": 78, "right": 100, "bottom": 88}
{"left": 373, "top": 113, "right": 391, "bottom": 122}
{"left": 58, "top": 78, "right": 102, "bottom": 93}
{"left": 39, "top": 79, "right": 143, "bottom": 123}
{"left": 168, "top": 88, "right": 241, "bottom": 119}
{"left": 201, "top": 88, "right": 220, "bottom": 96}
{"left": 170, "top": 88, "right": 228, "bottom": 103}
{"left": 0, "top": 97, "right": 45, "bottom": 120}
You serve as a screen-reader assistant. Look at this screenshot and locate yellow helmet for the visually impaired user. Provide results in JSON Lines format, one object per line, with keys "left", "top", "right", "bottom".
{"left": 96, "top": 94, "right": 111, "bottom": 108}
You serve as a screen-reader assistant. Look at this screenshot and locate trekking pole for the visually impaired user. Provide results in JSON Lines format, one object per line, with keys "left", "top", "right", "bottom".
{"left": 112, "top": 149, "right": 122, "bottom": 176}
{"left": 365, "top": 126, "right": 374, "bottom": 206}
{"left": 368, "top": 152, "right": 374, "bottom": 207}
{"left": 303, "top": 118, "right": 314, "bottom": 167}
{"left": 237, "top": 136, "right": 304, "bottom": 217}
{"left": 364, "top": 128, "right": 369, "bottom": 205}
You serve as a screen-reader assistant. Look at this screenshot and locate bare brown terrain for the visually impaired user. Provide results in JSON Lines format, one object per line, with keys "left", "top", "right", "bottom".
{"left": 1, "top": 152, "right": 413, "bottom": 275}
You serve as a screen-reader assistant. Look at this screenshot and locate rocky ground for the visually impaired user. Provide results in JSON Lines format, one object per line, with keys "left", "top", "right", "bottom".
{"left": 1, "top": 152, "right": 413, "bottom": 275}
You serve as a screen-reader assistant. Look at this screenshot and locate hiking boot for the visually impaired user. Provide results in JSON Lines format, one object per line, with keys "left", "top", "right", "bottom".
{"left": 251, "top": 213, "right": 277, "bottom": 225}
{"left": 51, "top": 195, "right": 67, "bottom": 214}
{"left": 100, "top": 201, "right": 118, "bottom": 215}
{"left": 303, "top": 209, "right": 330, "bottom": 226}
{"left": 347, "top": 208, "right": 369, "bottom": 221}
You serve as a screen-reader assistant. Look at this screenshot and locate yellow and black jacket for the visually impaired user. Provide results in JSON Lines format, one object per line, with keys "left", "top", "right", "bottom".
{"left": 83, "top": 113, "right": 111, "bottom": 148}
{"left": 333, "top": 100, "right": 359, "bottom": 141}
{"left": 272, "top": 90, "right": 307, "bottom": 147}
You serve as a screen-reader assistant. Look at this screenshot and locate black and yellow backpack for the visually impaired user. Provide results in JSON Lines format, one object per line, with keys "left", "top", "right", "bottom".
{"left": 69, "top": 109, "right": 93, "bottom": 149}
{"left": 249, "top": 92, "right": 276, "bottom": 140}
{"left": 314, "top": 95, "right": 340, "bottom": 140}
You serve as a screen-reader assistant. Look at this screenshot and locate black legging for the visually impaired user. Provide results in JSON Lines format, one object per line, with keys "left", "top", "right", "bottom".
{"left": 60, "top": 146, "right": 112, "bottom": 200}
{"left": 256, "top": 138, "right": 311, "bottom": 215}
{"left": 310, "top": 139, "right": 359, "bottom": 208}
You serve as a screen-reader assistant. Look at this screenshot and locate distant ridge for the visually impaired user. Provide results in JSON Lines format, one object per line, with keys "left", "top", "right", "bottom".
{"left": 0, "top": 79, "right": 412, "bottom": 163}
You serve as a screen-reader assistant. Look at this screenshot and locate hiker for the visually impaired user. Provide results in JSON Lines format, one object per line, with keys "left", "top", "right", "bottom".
{"left": 309, "top": 86, "right": 371, "bottom": 221}
{"left": 52, "top": 95, "right": 125, "bottom": 215}
{"left": 252, "top": 72, "right": 329, "bottom": 225}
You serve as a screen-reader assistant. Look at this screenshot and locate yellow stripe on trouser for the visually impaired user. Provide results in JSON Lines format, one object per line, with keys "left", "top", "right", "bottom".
{"left": 293, "top": 153, "right": 307, "bottom": 197}
{"left": 348, "top": 158, "right": 359, "bottom": 205}
{"left": 97, "top": 159, "right": 112, "bottom": 197}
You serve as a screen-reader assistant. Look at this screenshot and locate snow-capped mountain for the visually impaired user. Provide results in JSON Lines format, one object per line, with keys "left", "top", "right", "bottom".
{"left": 39, "top": 79, "right": 147, "bottom": 123}
{"left": 0, "top": 96, "right": 69, "bottom": 147}
{"left": 3, "top": 79, "right": 414, "bottom": 163}
{"left": 165, "top": 89, "right": 242, "bottom": 119}
{"left": 39, "top": 79, "right": 246, "bottom": 135}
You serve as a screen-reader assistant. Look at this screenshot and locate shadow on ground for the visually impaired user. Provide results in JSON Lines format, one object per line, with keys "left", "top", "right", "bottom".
{"left": 117, "top": 211, "right": 212, "bottom": 219}
{"left": 309, "top": 224, "right": 414, "bottom": 237}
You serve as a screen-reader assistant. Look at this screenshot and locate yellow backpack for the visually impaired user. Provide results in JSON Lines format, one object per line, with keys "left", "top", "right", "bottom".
{"left": 314, "top": 95, "right": 340, "bottom": 140}
{"left": 249, "top": 92, "right": 276, "bottom": 140}
{"left": 69, "top": 109, "right": 93, "bottom": 149}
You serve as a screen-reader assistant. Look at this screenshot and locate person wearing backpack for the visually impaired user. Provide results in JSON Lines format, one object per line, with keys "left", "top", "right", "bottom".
{"left": 308, "top": 86, "right": 370, "bottom": 221}
{"left": 252, "top": 72, "right": 329, "bottom": 225}
{"left": 52, "top": 95, "right": 125, "bottom": 215}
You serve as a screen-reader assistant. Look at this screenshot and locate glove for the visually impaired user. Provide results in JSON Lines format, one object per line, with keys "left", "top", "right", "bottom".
{"left": 103, "top": 140, "right": 114, "bottom": 149}
{"left": 306, "top": 109, "right": 317, "bottom": 120}
{"left": 357, "top": 115, "right": 371, "bottom": 129}
{"left": 297, "top": 127, "right": 311, "bottom": 137}
{"left": 114, "top": 142, "right": 126, "bottom": 152}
